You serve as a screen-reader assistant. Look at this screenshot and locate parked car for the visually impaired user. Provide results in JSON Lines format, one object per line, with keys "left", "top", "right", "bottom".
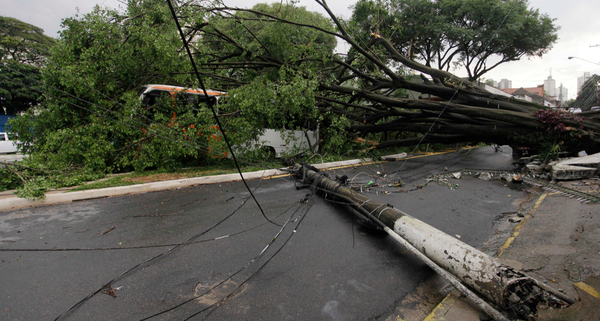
{"left": 568, "top": 107, "right": 582, "bottom": 113}
{"left": 0, "top": 132, "right": 19, "bottom": 154}
{"left": 590, "top": 106, "right": 600, "bottom": 111}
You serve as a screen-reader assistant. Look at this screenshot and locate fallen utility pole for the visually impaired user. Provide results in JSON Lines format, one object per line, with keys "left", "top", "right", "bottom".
{"left": 293, "top": 163, "right": 575, "bottom": 320}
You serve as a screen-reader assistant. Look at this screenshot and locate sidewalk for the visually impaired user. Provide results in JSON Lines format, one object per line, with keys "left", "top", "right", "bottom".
{"left": 0, "top": 156, "right": 412, "bottom": 212}
{"left": 425, "top": 179, "right": 600, "bottom": 321}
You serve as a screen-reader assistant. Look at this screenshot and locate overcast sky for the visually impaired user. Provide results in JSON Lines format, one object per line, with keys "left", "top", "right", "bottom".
{"left": 3, "top": 0, "right": 600, "bottom": 100}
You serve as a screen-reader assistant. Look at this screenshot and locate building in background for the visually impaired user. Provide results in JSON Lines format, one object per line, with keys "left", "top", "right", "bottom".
{"left": 543, "top": 74, "right": 556, "bottom": 98}
{"left": 578, "top": 72, "right": 592, "bottom": 94}
{"left": 498, "top": 78, "right": 512, "bottom": 89}
{"left": 558, "top": 83, "right": 568, "bottom": 103}
{"left": 485, "top": 79, "right": 499, "bottom": 88}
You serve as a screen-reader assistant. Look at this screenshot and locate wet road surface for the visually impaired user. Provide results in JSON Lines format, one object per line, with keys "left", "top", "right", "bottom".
{"left": 0, "top": 146, "right": 532, "bottom": 320}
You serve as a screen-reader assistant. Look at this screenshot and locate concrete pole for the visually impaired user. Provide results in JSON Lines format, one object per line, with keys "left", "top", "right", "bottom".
{"left": 294, "top": 164, "right": 574, "bottom": 319}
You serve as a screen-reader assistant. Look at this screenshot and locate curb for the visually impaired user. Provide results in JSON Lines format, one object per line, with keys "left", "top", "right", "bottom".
{"left": 0, "top": 158, "right": 393, "bottom": 212}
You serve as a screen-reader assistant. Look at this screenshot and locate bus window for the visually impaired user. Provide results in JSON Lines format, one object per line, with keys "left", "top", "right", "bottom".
{"left": 142, "top": 90, "right": 170, "bottom": 107}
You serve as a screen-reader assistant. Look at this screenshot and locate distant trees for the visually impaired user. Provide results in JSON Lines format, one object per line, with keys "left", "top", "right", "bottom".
{"left": 0, "top": 16, "right": 56, "bottom": 115}
{"left": 349, "top": 0, "right": 559, "bottom": 81}
{"left": 0, "top": 16, "right": 56, "bottom": 65}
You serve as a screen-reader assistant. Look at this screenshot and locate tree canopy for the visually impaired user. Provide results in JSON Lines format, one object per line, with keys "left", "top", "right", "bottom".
{"left": 0, "top": 16, "right": 56, "bottom": 65}
{"left": 0, "top": 60, "right": 42, "bottom": 115}
{"left": 0, "top": 16, "right": 56, "bottom": 115}
{"left": 11, "top": 0, "right": 203, "bottom": 170}
{"left": 349, "top": 0, "right": 559, "bottom": 80}
{"left": 7, "top": 0, "right": 338, "bottom": 174}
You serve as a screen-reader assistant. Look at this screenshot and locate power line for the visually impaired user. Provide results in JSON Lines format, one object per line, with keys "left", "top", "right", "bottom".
{"left": 49, "top": 163, "right": 295, "bottom": 321}
{"left": 166, "top": 0, "right": 280, "bottom": 227}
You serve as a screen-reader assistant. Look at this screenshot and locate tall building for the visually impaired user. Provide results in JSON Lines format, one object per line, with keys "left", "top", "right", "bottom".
{"left": 577, "top": 72, "right": 592, "bottom": 94}
{"left": 498, "top": 78, "right": 512, "bottom": 89}
{"left": 485, "top": 79, "right": 499, "bottom": 88}
{"left": 558, "top": 83, "right": 568, "bottom": 103}
{"left": 544, "top": 74, "right": 556, "bottom": 97}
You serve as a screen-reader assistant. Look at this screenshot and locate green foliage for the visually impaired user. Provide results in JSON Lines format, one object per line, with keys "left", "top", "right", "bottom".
{"left": 203, "top": 3, "right": 336, "bottom": 69}
{"left": 0, "top": 60, "right": 43, "bottom": 115}
{"left": 1, "top": 156, "right": 106, "bottom": 200}
{"left": 349, "top": 0, "right": 559, "bottom": 80}
{"left": 538, "top": 140, "right": 563, "bottom": 163}
{"left": 197, "top": 2, "right": 357, "bottom": 155}
{"left": 0, "top": 16, "right": 56, "bottom": 65}
{"left": 1, "top": 1, "right": 359, "bottom": 197}
{"left": 0, "top": 16, "right": 56, "bottom": 115}
{"left": 510, "top": 119, "right": 589, "bottom": 163}
{"left": 9, "top": 1, "right": 206, "bottom": 171}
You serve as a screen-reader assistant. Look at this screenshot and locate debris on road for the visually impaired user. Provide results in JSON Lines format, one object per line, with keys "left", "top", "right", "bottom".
{"left": 100, "top": 226, "right": 115, "bottom": 235}
{"left": 102, "top": 285, "right": 118, "bottom": 298}
{"left": 551, "top": 164, "right": 597, "bottom": 180}
{"left": 508, "top": 216, "right": 523, "bottom": 223}
{"left": 294, "top": 163, "right": 576, "bottom": 321}
{"left": 475, "top": 172, "right": 493, "bottom": 181}
{"left": 518, "top": 152, "right": 600, "bottom": 181}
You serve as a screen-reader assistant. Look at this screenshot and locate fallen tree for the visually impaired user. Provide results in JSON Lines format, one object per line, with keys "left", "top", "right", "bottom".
{"left": 187, "top": 0, "right": 599, "bottom": 157}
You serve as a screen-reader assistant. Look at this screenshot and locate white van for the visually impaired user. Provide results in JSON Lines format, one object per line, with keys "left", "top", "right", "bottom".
{"left": 0, "top": 132, "right": 19, "bottom": 154}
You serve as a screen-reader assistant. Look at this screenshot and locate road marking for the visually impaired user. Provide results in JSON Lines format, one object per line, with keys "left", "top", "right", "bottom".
{"left": 423, "top": 292, "right": 460, "bottom": 321}
{"left": 574, "top": 282, "right": 600, "bottom": 300}
{"left": 497, "top": 191, "right": 549, "bottom": 257}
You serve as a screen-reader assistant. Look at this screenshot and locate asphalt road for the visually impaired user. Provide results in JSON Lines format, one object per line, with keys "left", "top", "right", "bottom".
{"left": 0, "top": 146, "right": 531, "bottom": 320}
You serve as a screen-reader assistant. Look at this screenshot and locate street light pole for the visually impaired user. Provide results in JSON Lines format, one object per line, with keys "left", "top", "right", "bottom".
{"left": 568, "top": 56, "right": 600, "bottom": 66}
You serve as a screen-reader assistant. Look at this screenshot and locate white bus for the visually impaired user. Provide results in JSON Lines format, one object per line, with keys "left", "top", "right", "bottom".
{"left": 138, "top": 84, "right": 318, "bottom": 158}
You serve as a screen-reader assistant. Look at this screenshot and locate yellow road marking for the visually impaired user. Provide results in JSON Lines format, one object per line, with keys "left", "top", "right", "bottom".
{"left": 264, "top": 173, "right": 292, "bottom": 179}
{"left": 423, "top": 293, "right": 460, "bottom": 321}
{"left": 574, "top": 282, "right": 600, "bottom": 299}
{"left": 497, "top": 191, "right": 549, "bottom": 257}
